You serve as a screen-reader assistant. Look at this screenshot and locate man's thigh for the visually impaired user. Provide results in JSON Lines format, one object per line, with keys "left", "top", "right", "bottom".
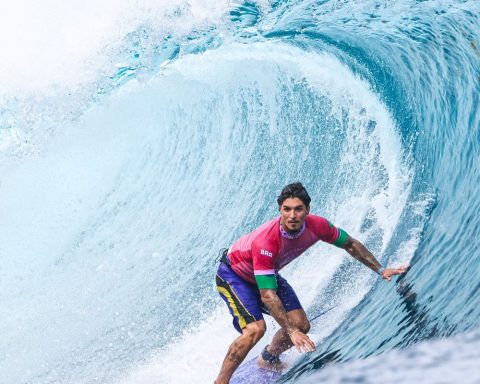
{"left": 276, "top": 274, "right": 303, "bottom": 313}
{"left": 216, "top": 263, "right": 265, "bottom": 333}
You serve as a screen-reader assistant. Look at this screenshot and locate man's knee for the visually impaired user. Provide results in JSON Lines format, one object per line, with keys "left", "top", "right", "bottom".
{"left": 288, "top": 309, "right": 310, "bottom": 333}
{"left": 243, "top": 320, "right": 266, "bottom": 343}
{"left": 299, "top": 320, "right": 311, "bottom": 334}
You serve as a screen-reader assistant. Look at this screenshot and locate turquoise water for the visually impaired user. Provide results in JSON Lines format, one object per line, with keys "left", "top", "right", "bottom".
{"left": 0, "top": 1, "right": 479, "bottom": 383}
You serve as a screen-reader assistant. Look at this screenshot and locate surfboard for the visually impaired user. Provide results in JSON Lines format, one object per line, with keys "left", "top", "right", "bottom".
{"left": 230, "top": 355, "right": 283, "bottom": 384}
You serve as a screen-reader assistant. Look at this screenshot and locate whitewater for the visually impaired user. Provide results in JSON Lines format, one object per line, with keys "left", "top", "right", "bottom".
{"left": 0, "top": 1, "right": 479, "bottom": 383}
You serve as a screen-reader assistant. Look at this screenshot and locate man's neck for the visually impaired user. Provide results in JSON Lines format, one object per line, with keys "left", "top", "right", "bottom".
{"left": 279, "top": 222, "right": 305, "bottom": 239}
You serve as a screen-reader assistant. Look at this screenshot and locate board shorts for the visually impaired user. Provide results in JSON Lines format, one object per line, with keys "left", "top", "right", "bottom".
{"left": 216, "top": 254, "right": 302, "bottom": 334}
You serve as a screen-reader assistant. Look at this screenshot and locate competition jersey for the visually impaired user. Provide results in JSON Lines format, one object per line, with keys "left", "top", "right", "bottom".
{"left": 227, "top": 214, "right": 348, "bottom": 287}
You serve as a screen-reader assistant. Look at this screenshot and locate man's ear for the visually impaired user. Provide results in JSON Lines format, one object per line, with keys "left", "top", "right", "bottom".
{"left": 306, "top": 206, "right": 310, "bottom": 214}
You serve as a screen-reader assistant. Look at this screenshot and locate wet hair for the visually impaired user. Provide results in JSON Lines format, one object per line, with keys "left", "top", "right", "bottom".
{"left": 277, "top": 182, "right": 311, "bottom": 208}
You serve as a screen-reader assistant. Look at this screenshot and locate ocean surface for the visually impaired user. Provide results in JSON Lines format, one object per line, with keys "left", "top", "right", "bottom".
{"left": 0, "top": 1, "right": 479, "bottom": 383}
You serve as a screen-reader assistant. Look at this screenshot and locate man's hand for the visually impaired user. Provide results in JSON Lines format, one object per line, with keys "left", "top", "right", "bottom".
{"left": 381, "top": 266, "right": 408, "bottom": 281}
{"left": 260, "top": 289, "right": 316, "bottom": 354}
{"left": 288, "top": 329, "right": 316, "bottom": 353}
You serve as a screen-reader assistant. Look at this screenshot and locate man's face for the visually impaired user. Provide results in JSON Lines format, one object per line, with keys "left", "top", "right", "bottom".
{"left": 279, "top": 197, "right": 310, "bottom": 232}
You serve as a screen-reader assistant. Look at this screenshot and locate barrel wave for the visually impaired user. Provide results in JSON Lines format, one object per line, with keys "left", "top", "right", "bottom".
{"left": 0, "top": 1, "right": 479, "bottom": 383}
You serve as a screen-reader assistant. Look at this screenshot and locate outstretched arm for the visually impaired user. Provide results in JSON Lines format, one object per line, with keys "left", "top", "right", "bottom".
{"left": 342, "top": 235, "right": 407, "bottom": 281}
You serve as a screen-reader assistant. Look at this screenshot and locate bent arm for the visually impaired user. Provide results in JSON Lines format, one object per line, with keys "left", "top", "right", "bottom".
{"left": 260, "top": 288, "right": 315, "bottom": 353}
{"left": 260, "top": 289, "right": 297, "bottom": 334}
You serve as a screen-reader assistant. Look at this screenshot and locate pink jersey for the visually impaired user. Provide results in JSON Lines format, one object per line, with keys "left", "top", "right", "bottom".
{"left": 228, "top": 214, "right": 343, "bottom": 284}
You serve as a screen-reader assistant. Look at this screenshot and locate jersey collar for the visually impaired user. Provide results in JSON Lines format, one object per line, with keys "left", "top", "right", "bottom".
{"left": 279, "top": 222, "right": 306, "bottom": 240}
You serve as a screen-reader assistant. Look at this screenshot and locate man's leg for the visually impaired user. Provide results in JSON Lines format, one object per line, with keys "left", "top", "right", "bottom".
{"left": 214, "top": 319, "right": 266, "bottom": 384}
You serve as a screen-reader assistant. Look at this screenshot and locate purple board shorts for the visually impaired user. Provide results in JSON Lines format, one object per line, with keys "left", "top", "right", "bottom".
{"left": 216, "top": 262, "right": 302, "bottom": 333}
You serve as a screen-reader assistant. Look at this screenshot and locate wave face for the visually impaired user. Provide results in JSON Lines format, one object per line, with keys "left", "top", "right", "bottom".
{"left": 0, "top": 1, "right": 479, "bottom": 383}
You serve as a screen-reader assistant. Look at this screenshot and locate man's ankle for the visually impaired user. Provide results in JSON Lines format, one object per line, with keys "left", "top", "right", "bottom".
{"left": 261, "top": 345, "right": 281, "bottom": 364}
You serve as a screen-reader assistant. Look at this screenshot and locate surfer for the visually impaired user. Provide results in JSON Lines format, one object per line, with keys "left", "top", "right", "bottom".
{"left": 214, "top": 182, "right": 406, "bottom": 384}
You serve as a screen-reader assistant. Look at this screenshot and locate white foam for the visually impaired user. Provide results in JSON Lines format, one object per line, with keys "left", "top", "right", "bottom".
{"left": 120, "top": 307, "right": 235, "bottom": 384}
{"left": 120, "top": 309, "right": 316, "bottom": 384}
{"left": 0, "top": 0, "right": 230, "bottom": 97}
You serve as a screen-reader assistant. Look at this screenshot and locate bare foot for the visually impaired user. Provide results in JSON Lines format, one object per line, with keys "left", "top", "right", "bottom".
{"left": 256, "top": 354, "right": 288, "bottom": 372}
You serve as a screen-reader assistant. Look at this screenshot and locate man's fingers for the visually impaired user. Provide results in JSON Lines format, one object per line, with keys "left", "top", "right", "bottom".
{"left": 382, "top": 267, "right": 408, "bottom": 281}
{"left": 385, "top": 267, "right": 407, "bottom": 277}
{"left": 299, "top": 343, "right": 315, "bottom": 353}
{"left": 294, "top": 340, "right": 303, "bottom": 353}
{"left": 293, "top": 333, "right": 316, "bottom": 353}
{"left": 301, "top": 339, "right": 315, "bottom": 352}
{"left": 306, "top": 341, "right": 316, "bottom": 352}
{"left": 303, "top": 338, "right": 316, "bottom": 352}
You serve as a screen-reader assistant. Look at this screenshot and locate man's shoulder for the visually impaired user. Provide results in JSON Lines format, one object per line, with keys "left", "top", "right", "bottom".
{"left": 306, "top": 214, "right": 330, "bottom": 225}
{"left": 305, "top": 214, "right": 339, "bottom": 243}
{"left": 251, "top": 218, "right": 281, "bottom": 252}
{"left": 305, "top": 214, "right": 335, "bottom": 234}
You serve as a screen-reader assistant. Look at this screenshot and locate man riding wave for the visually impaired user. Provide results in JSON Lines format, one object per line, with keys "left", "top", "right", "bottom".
{"left": 214, "top": 182, "right": 406, "bottom": 383}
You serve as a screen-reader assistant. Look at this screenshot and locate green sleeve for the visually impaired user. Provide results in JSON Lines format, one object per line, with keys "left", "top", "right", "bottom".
{"left": 255, "top": 275, "right": 278, "bottom": 290}
{"left": 333, "top": 228, "right": 349, "bottom": 247}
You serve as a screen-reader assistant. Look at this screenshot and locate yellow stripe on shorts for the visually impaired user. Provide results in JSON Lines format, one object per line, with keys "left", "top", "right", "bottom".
{"left": 217, "top": 286, "right": 247, "bottom": 329}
